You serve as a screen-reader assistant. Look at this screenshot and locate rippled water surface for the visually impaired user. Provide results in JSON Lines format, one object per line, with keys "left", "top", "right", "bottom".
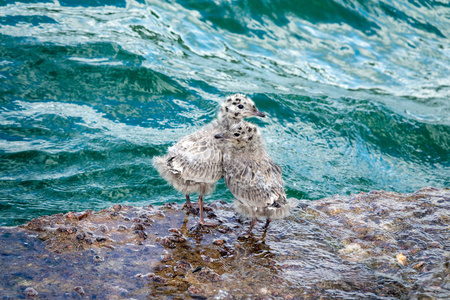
{"left": 1, "top": 0, "right": 449, "bottom": 226}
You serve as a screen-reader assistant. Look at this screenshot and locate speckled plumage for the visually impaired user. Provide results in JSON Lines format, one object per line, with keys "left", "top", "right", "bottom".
{"left": 154, "top": 124, "right": 223, "bottom": 196}
{"left": 153, "top": 94, "right": 266, "bottom": 226}
{"left": 215, "top": 122, "right": 289, "bottom": 232}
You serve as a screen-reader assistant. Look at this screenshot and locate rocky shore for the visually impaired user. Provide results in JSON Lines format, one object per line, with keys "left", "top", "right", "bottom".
{"left": 1, "top": 187, "right": 449, "bottom": 299}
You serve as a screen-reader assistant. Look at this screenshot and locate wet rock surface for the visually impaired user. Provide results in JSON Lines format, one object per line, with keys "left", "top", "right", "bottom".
{"left": 0, "top": 187, "right": 449, "bottom": 299}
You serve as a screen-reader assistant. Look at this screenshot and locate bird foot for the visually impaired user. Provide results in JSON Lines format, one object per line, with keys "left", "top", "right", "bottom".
{"left": 238, "top": 232, "right": 254, "bottom": 240}
{"left": 183, "top": 202, "right": 199, "bottom": 209}
{"left": 182, "top": 204, "right": 199, "bottom": 214}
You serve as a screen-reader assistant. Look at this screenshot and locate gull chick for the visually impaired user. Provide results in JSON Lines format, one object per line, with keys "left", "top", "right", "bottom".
{"left": 215, "top": 122, "right": 289, "bottom": 233}
{"left": 153, "top": 94, "right": 266, "bottom": 226}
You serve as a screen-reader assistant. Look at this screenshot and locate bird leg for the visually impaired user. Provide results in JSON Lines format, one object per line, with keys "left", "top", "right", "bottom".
{"left": 184, "top": 194, "right": 199, "bottom": 212}
{"left": 247, "top": 217, "right": 258, "bottom": 234}
{"left": 185, "top": 194, "right": 192, "bottom": 208}
{"left": 198, "top": 193, "right": 219, "bottom": 226}
{"left": 263, "top": 218, "right": 271, "bottom": 230}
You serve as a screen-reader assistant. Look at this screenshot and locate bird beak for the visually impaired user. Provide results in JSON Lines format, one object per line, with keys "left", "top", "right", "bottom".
{"left": 252, "top": 110, "right": 266, "bottom": 118}
{"left": 214, "top": 133, "right": 224, "bottom": 139}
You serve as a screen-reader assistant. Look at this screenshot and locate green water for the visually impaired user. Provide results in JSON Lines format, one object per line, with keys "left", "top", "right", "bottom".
{"left": 0, "top": 0, "right": 449, "bottom": 226}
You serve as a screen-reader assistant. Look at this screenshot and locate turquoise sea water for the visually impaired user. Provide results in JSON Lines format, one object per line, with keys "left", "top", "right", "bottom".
{"left": 0, "top": 0, "right": 449, "bottom": 226}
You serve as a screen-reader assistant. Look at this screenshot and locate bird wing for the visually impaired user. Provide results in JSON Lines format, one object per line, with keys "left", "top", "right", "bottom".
{"left": 167, "top": 129, "right": 223, "bottom": 183}
{"left": 224, "top": 154, "right": 285, "bottom": 208}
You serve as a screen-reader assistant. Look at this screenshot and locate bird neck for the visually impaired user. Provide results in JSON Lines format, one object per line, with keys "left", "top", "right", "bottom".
{"left": 217, "top": 113, "right": 241, "bottom": 130}
{"left": 230, "top": 135, "right": 265, "bottom": 155}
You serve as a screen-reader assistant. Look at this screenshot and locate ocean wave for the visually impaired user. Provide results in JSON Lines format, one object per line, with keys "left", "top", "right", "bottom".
{"left": 0, "top": 0, "right": 449, "bottom": 225}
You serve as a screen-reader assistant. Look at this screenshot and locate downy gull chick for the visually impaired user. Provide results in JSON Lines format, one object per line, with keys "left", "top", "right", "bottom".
{"left": 153, "top": 94, "right": 266, "bottom": 226}
{"left": 215, "top": 122, "right": 290, "bottom": 233}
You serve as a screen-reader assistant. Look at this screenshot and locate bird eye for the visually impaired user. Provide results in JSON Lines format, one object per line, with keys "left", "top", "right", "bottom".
{"left": 238, "top": 104, "right": 244, "bottom": 109}
{"left": 234, "top": 133, "right": 240, "bottom": 137}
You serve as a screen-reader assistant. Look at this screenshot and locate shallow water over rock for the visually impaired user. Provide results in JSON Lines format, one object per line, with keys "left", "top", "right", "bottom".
{"left": 1, "top": 187, "right": 449, "bottom": 299}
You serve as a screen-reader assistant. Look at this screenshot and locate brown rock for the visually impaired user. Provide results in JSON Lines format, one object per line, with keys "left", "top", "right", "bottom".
{"left": 175, "top": 260, "right": 192, "bottom": 274}
{"left": 74, "top": 286, "right": 85, "bottom": 296}
{"left": 24, "top": 287, "right": 38, "bottom": 297}
{"left": 213, "top": 239, "right": 225, "bottom": 245}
